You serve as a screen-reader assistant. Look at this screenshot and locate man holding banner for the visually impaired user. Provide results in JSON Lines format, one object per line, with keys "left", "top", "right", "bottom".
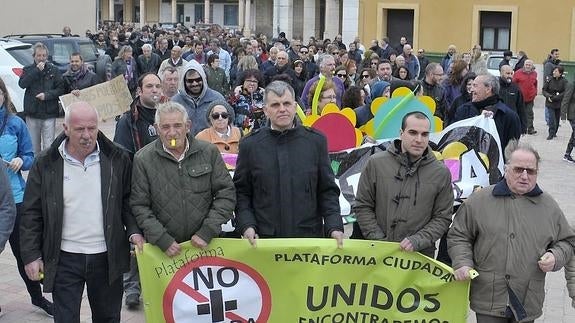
{"left": 449, "top": 140, "right": 575, "bottom": 323}
{"left": 234, "top": 81, "right": 344, "bottom": 246}
{"left": 354, "top": 111, "right": 453, "bottom": 258}
{"left": 130, "top": 101, "right": 235, "bottom": 256}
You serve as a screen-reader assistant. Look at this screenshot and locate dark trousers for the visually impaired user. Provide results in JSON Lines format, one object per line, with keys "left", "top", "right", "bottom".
{"left": 566, "top": 119, "right": 575, "bottom": 155}
{"left": 524, "top": 101, "right": 534, "bottom": 131}
{"left": 9, "top": 203, "right": 44, "bottom": 301}
{"left": 548, "top": 107, "right": 561, "bottom": 137}
{"left": 53, "top": 251, "right": 122, "bottom": 323}
{"left": 476, "top": 313, "right": 533, "bottom": 323}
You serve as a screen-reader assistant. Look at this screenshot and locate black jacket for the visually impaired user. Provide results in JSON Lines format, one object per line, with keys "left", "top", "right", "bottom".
{"left": 18, "top": 62, "right": 66, "bottom": 119}
{"left": 20, "top": 132, "right": 140, "bottom": 292}
{"left": 233, "top": 125, "right": 343, "bottom": 238}
{"left": 421, "top": 80, "right": 448, "bottom": 121}
{"left": 543, "top": 76, "right": 568, "bottom": 110}
{"left": 114, "top": 97, "right": 158, "bottom": 155}
{"left": 454, "top": 98, "right": 521, "bottom": 154}
{"left": 498, "top": 78, "right": 527, "bottom": 133}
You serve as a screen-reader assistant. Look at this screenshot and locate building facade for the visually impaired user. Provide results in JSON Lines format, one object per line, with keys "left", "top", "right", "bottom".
{"left": 358, "top": 0, "right": 575, "bottom": 63}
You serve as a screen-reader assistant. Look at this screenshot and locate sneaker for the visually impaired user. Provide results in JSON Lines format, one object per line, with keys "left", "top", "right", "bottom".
{"left": 546, "top": 135, "right": 553, "bottom": 140}
{"left": 527, "top": 129, "right": 537, "bottom": 135}
{"left": 564, "top": 155, "right": 575, "bottom": 163}
{"left": 32, "top": 297, "right": 54, "bottom": 317}
{"left": 125, "top": 294, "right": 140, "bottom": 310}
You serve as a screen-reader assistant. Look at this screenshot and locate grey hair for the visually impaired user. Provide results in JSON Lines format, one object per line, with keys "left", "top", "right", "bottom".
{"left": 425, "top": 62, "right": 440, "bottom": 75}
{"left": 154, "top": 101, "right": 189, "bottom": 125}
{"left": 477, "top": 73, "right": 499, "bottom": 94}
{"left": 33, "top": 42, "right": 49, "bottom": 56}
{"left": 264, "top": 81, "right": 295, "bottom": 103}
{"left": 115, "top": 45, "right": 133, "bottom": 61}
{"left": 317, "top": 54, "right": 334, "bottom": 68}
{"left": 64, "top": 101, "right": 99, "bottom": 125}
{"left": 159, "top": 66, "right": 178, "bottom": 81}
{"left": 142, "top": 43, "right": 153, "bottom": 51}
{"left": 504, "top": 139, "right": 540, "bottom": 168}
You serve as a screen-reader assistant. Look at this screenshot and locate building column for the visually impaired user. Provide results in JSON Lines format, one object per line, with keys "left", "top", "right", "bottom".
{"left": 238, "top": 0, "right": 245, "bottom": 33}
{"left": 341, "top": 0, "right": 358, "bottom": 46}
{"left": 109, "top": 0, "right": 115, "bottom": 21}
{"left": 323, "top": 0, "right": 340, "bottom": 40}
{"left": 204, "top": 0, "right": 210, "bottom": 23}
{"left": 273, "top": 0, "right": 293, "bottom": 39}
{"left": 171, "top": 0, "right": 177, "bottom": 22}
{"left": 245, "top": 0, "right": 252, "bottom": 36}
{"left": 302, "top": 0, "right": 317, "bottom": 40}
{"left": 140, "top": 0, "right": 146, "bottom": 25}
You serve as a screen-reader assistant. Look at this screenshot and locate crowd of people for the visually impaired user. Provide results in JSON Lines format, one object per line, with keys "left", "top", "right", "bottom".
{"left": 0, "top": 23, "right": 574, "bottom": 323}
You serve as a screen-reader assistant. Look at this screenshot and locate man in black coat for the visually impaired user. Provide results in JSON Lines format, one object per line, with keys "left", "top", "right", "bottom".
{"left": 499, "top": 65, "right": 527, "bottom": 134}
{"left": 18, "top": 43, "right": 66, "bottom": 154}
{"left": 20, "top": 102, "right": 143, "bottom": 322}
{"left": 233, "top": 81, "right": 344, "bottom": 246}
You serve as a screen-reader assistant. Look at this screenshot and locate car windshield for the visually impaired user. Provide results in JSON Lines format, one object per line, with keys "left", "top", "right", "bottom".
{"left": 52, "top": 41, "right": 75, "bottom": 65}
{"left": 79, "top": 42, "right": 98, "bottom": 62}
{"left": 487, "top": 57, "right": 518, "bottom": 70}
{"left": 6, "top": 46, "right": 34, "bottom": 65}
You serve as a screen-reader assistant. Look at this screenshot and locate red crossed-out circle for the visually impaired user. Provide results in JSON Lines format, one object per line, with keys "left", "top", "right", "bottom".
{"left": 163, "top": 256, "right": 272, "bottom": 323}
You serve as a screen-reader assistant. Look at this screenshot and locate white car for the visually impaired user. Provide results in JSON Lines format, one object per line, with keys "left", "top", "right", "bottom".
{"left": 486, "top": 54, "right": 518, "bottom": 77}
{"left": 0, "top": 38, "right": 33, "bottom": 112}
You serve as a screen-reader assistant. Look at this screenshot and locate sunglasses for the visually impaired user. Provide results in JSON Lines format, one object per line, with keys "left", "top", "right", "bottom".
{"left": 336, "top": 74, "right": 347, "bottom": 78}
{"left": 185, "top": 77, "right": 203, "bottom": 84}
{"left": 300, "top": 50, "right": 309, "bottom": 54}
{"left": 361, "top": 74, "right": 370, "bottom": 78}
{"left": 508, "top": 165, "right": 537, "bottom": 176}
{"left": 211, "top": 112, "right": 229, "bottom": 120}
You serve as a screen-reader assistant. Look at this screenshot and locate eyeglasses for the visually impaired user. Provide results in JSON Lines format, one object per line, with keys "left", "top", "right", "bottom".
{"left": 336, "top": 74, "right": 347, "bottom": 78}
{"left": 321, "top": 95, "right": 337, "bottom": 100}
{"left": 211, "top": 112, "right": 229, "bottom": 120}
{"left": 300, "top": 50, "right": 309, "bottom": 54}
{"left": 185, "top": 77, "right": 203, "bottom": 84}
{"left": 508, "top": 165, "right": 538, "bottom": 176}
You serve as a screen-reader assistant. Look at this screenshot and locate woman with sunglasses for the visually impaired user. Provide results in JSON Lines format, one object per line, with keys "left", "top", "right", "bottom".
{"left": 335, "top": 65, "right": 351, "bottom": 90}
{"left": 357, "top": 68, "right": 376, "bottom": 102}
{"left": 195, "top": 100, "right": 242, "bottom": 154}
{"left": 228, "top": 69, "right": 266, "bottom": 133}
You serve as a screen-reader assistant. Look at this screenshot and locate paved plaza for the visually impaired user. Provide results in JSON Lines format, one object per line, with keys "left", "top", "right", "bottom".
{"left": 0, "top": 95, "right": 574, "bottom": 322}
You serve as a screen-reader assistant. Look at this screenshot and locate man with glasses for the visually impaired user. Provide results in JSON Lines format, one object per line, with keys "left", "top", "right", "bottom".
{"left": 449, "top": 140, "right": 575, "bottom": 323}
{"left": 420, "top": 63, "right": 448, "bottom": 121}
{"left": 298, "top": 46, "right": 318, "bottom": 79}
{"left": 172, "top": 60, "right": 225, "bottom": 135}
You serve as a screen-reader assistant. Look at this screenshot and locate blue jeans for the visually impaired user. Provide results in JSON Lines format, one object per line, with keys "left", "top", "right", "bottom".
{"left": 53, "top": 251, "right": 122, "bottom": 323}
{"left": 123, "top": 247, "right": 140, "bottom": 296}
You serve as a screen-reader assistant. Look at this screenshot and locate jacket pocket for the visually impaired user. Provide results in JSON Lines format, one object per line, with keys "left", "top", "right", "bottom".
{"left": 185, "top": 164, "right": 213, "bottom": 192}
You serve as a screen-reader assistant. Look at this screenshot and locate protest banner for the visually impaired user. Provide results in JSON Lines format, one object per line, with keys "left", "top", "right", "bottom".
{"left": 59, "top": 75, "right": 132, "bottom": 120}
{"left": 137, "top": 239, "right": 470, "bottom": 323}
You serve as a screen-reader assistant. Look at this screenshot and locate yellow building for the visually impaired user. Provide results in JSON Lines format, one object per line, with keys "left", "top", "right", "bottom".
{"left": 359, "top": 0, "right": 575, "bottom": 63}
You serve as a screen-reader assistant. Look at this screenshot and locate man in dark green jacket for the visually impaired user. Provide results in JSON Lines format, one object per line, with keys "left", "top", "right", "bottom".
{"left": 130, "top": 101, "right": 235, "bottom": 256}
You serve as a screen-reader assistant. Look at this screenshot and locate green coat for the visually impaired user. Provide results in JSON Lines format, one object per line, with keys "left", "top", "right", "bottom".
{"left": 131, "top": 135, "right": 235, "bottom": 251}
{"left": 354, "top": 140, "right": 454, "bottom": 257}
{"left": 448, "top": 181, "right": 575, "bottom": 321}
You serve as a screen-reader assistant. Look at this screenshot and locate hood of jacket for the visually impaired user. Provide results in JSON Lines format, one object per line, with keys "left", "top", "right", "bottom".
{"left": 178, "top": 59, "right": 209, "bottom": 101}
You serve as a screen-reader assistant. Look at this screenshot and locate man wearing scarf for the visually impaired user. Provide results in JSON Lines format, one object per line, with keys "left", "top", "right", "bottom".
{"left": 158, "top": 46, "right": 188, "bottom": 77}
{"left": 453, "top": 73, "right": 521, "bottom": 156}
{"left": 63, "top": 53, "right": 100, "bottom": 96}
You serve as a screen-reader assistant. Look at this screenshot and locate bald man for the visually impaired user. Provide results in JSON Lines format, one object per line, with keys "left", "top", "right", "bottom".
{"left": 21, "top": 102, "right": 143, "bottom": 322}
{"left": 499, "top": 65, "right": 527, "bottom": 134}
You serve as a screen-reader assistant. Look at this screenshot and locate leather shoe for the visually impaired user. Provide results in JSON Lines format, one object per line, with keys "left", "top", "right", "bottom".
{"left": 32, "top": 297, "right": 54, "bottom": 317}
{"left": 125, "top": 294, "right": 140, "bottom": 309}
